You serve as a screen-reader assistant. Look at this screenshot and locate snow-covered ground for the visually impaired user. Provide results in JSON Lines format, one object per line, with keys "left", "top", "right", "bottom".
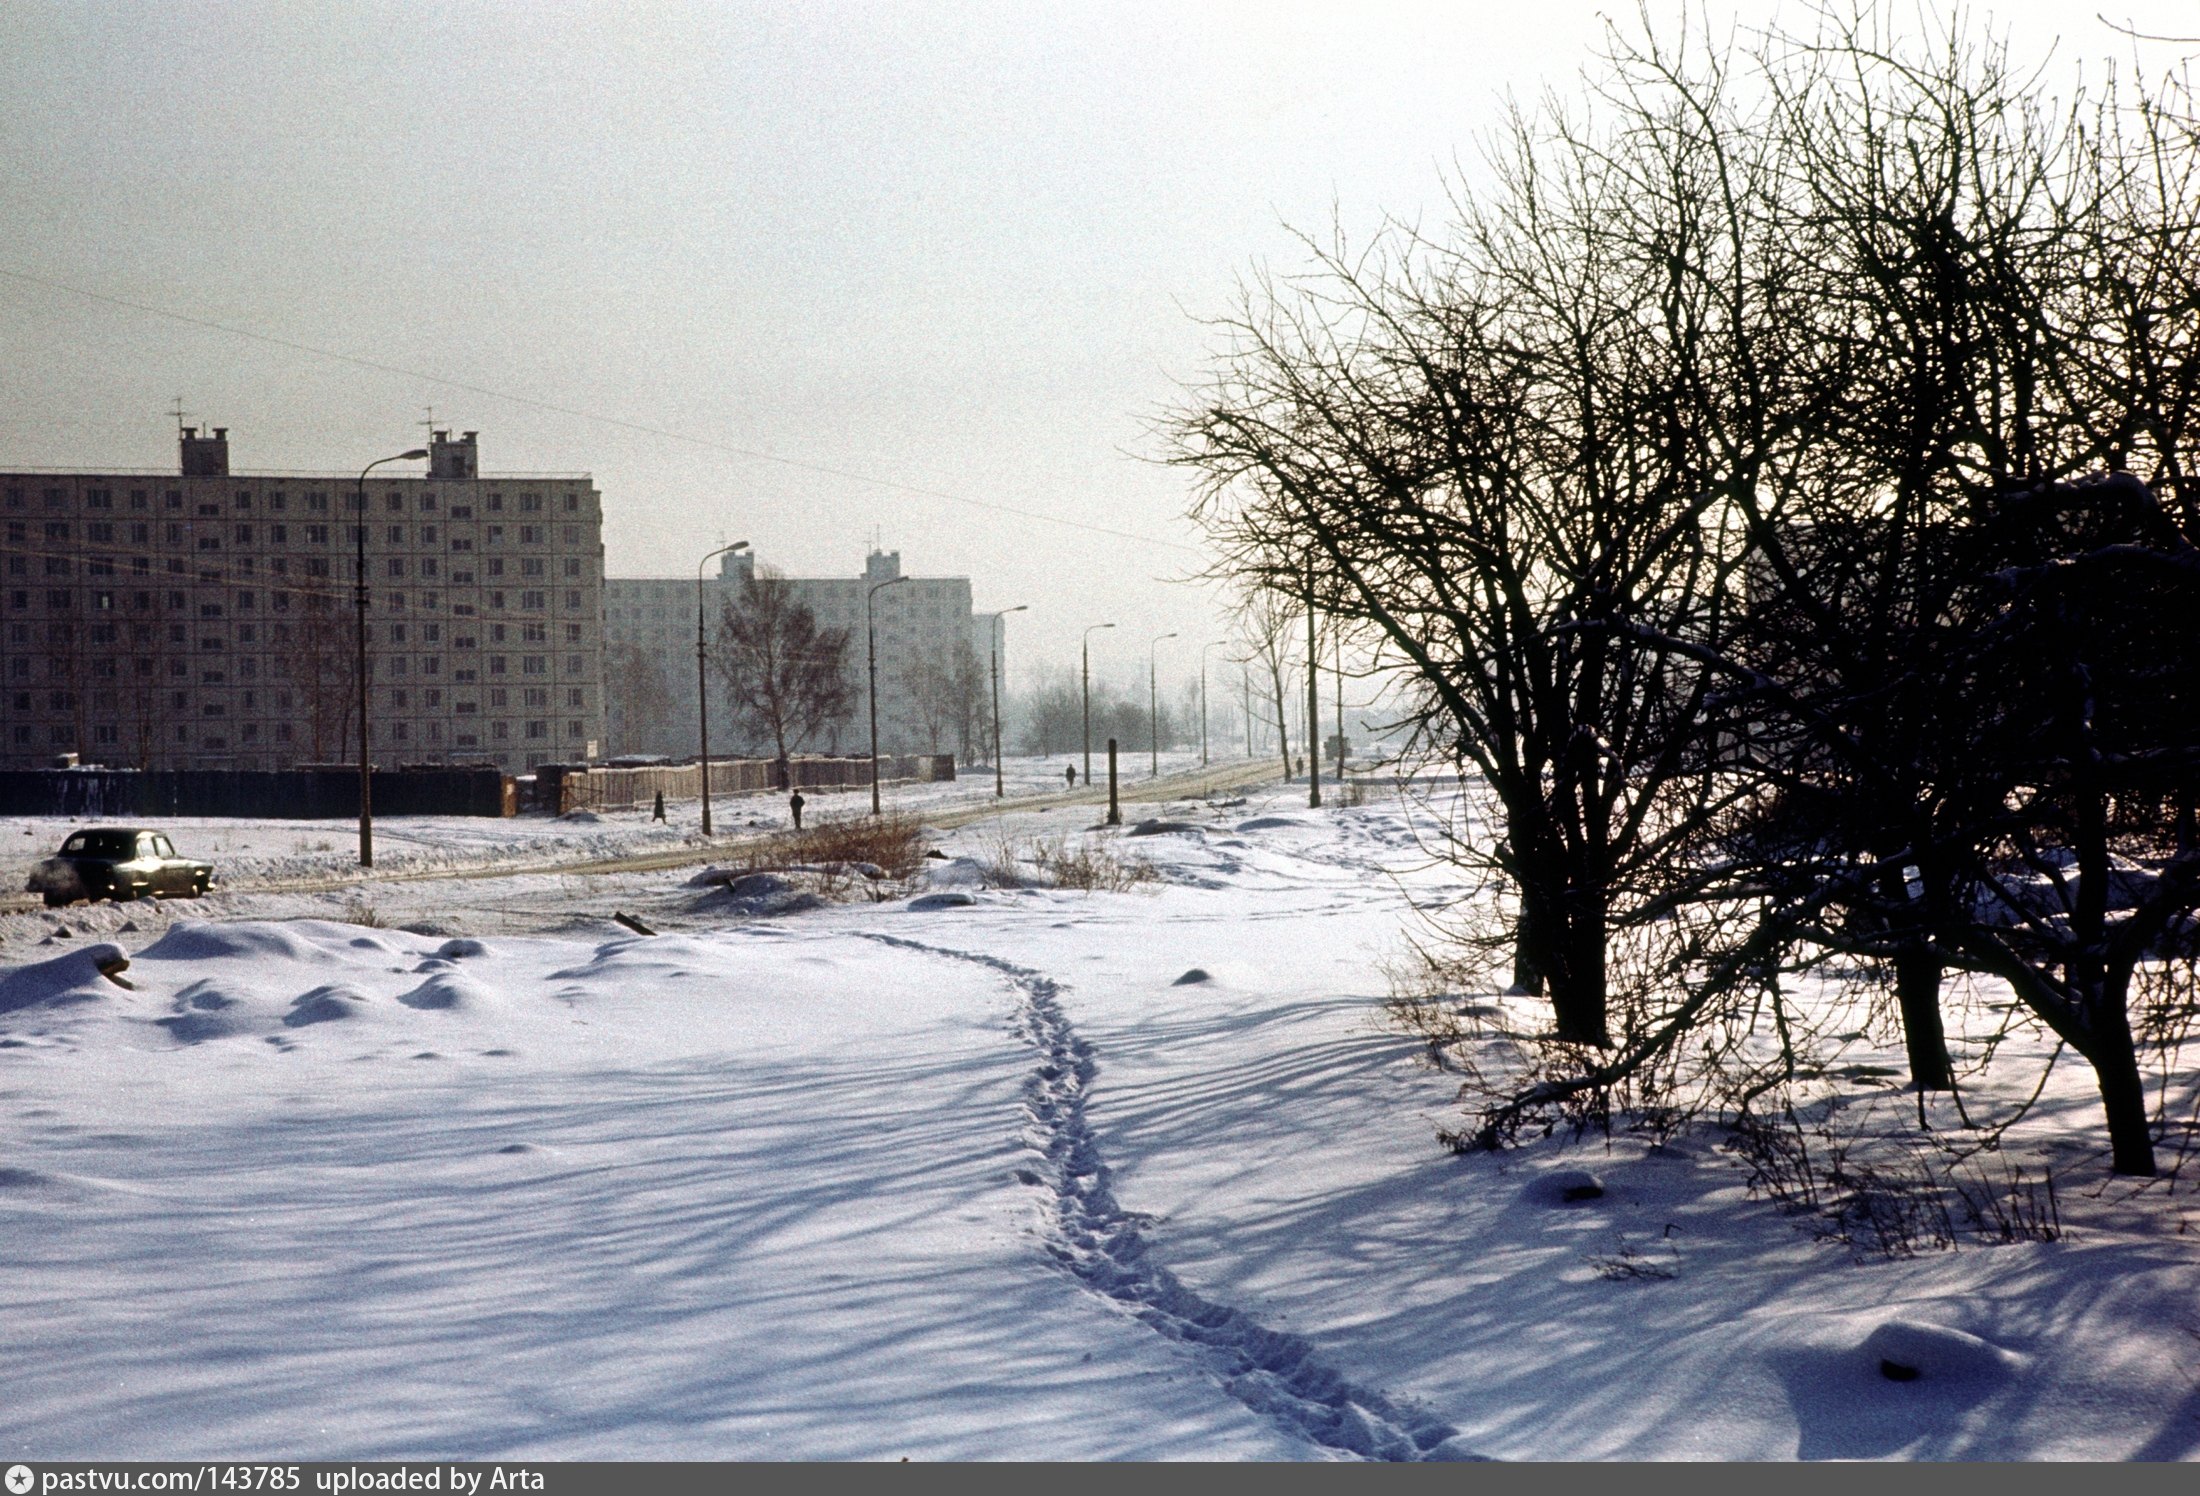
{"left": 2, "top": 782, "right": 2195, "bottom": 1460}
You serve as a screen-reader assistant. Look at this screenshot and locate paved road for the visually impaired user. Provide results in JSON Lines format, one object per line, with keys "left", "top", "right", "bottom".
{"left": 4, "top": 757, "right": 1289, "bottom": 912}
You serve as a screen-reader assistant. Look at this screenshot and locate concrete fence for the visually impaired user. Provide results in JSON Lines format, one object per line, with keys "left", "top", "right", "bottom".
{"left": 0, "top": 754, "right": 956, "bottom": 819}
{"left": 537, "top": 754, "right": 956, "bottom": 815}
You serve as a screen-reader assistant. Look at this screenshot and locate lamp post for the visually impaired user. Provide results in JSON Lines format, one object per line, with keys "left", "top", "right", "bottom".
{"left": 980, "top": 605, "right": 1027, "bottom": 798}
{"left": 1199, "top": 640, "right": 1228, "bottom": 768}
{"left": 1081, "top": 622, "right": 1114, "bottom": 787}
{"left": 354, "top": 448, "right": 428, "bottom": 869}
{"left": 1148, "top": 631, "right": 1176, "bottom": 777}
{"left": 695, "top": 540, "right": 750, "bottom": 836}
{"left": 867, "top": 574, "right": 909, "bottom": 815}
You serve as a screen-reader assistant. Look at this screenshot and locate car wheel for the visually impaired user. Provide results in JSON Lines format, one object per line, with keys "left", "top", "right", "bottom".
{"left": 109, "top": 883, "right": 139, "bottom": 903}
{"left": 42, "top": 892, "right": 69, "bottom": 908}
{"left": 192, "top": 877, "right": 211, "bottom": 898}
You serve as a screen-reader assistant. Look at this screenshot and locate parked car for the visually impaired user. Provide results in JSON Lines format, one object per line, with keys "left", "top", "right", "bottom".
{"left": 25, "top": 828, "right": 215, "bottom": 907}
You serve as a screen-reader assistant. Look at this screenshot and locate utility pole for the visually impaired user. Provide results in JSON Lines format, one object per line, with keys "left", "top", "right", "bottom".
{"left": 1106, "top": 738, "right": 1120, "bottom": 826}
{"left": 982, "top": 605, "right": 1027, "bottom": 798}
{"left": 695, "top": 540, "right": 749, "bottom": 836}
{"left": 1148, "top": 631, "right": 1176, "bottom": 777}
{"left": 1306, "top": 552, "right": 1322, "bottom": 809}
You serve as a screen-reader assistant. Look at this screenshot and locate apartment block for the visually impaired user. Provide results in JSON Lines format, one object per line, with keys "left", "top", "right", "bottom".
{"left": 604, "top": 549, "right": 994, "bottom": 760}
{"left": 2, "top": 427, "right": 605, "bottom": 773}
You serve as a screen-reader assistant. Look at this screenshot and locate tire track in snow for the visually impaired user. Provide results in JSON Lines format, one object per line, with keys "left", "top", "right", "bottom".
{"left": 863, "top": 931, "right": 1478, "bottom": 1462}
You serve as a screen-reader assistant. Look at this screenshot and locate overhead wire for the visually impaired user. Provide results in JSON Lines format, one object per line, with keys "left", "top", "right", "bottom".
{"left": 0, "top": 264, "right": 1206, "bottom": 558}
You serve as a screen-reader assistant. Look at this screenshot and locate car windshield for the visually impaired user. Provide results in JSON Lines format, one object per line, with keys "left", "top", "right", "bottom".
{"left": 61, "top": 831, "right": 138, "bottom": 858}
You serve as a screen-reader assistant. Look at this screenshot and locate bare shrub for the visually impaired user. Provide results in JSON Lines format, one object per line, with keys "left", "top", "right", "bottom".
{"left": 339, "top": 897, "right": 386, "bottom": 929}
{"left": 717, "top": 814, "right": 926, "bottom": 881}
{"left": 1729, "top": 1106, "right": 2061, "bottom": 1257}
{"left": 973, "top": 833, "right": 1036, "bottom": 890}
{"left": 1029, "top": 834, "right": 1158, "bottom": 892}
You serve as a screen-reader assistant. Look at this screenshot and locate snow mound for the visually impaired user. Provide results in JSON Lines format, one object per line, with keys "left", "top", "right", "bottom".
{"left": 0, "top": 942, "right": 133, "bottom": 1014}
{"left": 725, "top": 873, "right": 791, "bottom": 899}
{"left": 1128, "top": 819, "right": 1202, "bottom": 837}
{"left": 397, "top": 972, "right": 501, "bottom": 1013}
{"left": 908, "top": 891, "right": 978, "bottom": 911}
{"left": 1526, "top": 1170, "right": 1606, "bottom": 1205}
{"left": 1172, "top": 968, "right": 1213, "bottom": 985}
{"left": 140, "top": 921, "right": 331, "bottom": 965}
{"left": 1862, "top": 1321, "right": 2024, "bottom": 1385}
{"left": 923, "top": 857, "right": 987, "bottom": 890}
{"left": 1236, "top": 815, "right": 1305, "bottom": 832}
{"left": 286, "top": 984, "right": 374, "bottom": 1027}
{"left": 436, "top": 938, "right": 492, "bottom": 961}
{"left": 158, "top": 980, "right": 252, "bottom": 1043}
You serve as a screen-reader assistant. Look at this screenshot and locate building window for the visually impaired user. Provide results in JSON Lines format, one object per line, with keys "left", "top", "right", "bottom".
{"left": 526, "top": 721, "right": 546, "bottom": 739}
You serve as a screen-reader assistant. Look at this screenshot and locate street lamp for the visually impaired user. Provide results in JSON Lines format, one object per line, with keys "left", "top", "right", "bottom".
{"left": 1148, "top": 631, "right": 1177, "bottom": 777}
{"left": 867, "top": 573, "right": 909, "bottom": 815}
{"left": 354, "top": 447, "right": 428, "bottom": 869}
{"left": 1081, "top": 622, "right": 1114, "bottom": 787}
{"left": 695, "top": 539, "right": 750, "bottom": 836}
{"left": 1200, "top": 640, "right": 1229, "bottom": 768}
{"left": 980, "top": 605, "right": 1027, "bottom": 798}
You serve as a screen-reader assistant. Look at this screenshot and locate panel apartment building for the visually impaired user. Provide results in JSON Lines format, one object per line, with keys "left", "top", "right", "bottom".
{"left": 604, "top": 549, "right": 993, "bottom": 761}
{"left": 2, "top": 426, "right": 605, "bottom": 773}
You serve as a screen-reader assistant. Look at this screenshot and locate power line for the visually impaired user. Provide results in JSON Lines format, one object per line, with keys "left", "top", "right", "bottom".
{"left": 0, "top": 264, "right": 1206, "bottom": 557}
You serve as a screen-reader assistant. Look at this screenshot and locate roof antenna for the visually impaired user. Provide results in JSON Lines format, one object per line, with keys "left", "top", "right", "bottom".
{"left": 169, "top": 396, "right": 190, "bottom": 435}
{"left": 421, "top": 405, "right": 438, "bottom": 444}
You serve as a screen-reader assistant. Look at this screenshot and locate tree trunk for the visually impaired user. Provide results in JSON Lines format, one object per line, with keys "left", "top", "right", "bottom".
{"left": 2082, "top": 1003, "right": 2157, "bottom": 1177}
{"left": 1510, "top": 897, "right": 1543, "bottom": 996}
{"left": 1893, "top": 944, "right": 1953, "bottom": 1090}
{"left": 1547, "top": 884, "right": 1610, "bottom": 1047}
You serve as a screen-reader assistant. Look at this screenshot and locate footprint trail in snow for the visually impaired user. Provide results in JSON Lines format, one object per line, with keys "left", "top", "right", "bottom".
{"left": 864, "top": 931, "right": 1480, "bottom": 1462}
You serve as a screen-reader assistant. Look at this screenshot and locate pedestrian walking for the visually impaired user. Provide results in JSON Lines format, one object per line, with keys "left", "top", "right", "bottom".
{"left": 1065, "top": 764, "right": 1077, "bottom": 787}
{"left": 651, "top": 789, "right": 666, "bottom": 822}
{"left": 790, "top": 789, "right": 806, "bottom": 830}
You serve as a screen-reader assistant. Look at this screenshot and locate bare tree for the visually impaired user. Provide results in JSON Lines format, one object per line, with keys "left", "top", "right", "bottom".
{"left": 605, "top": 641, "right": 677, "bottom": 757}
{"left": 715, "top": 570, "right": 854, "bottom": 778}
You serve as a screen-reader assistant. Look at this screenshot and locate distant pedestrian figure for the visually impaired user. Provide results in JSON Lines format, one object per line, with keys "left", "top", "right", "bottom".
{"left": 790, "top": 790, "right": 806, "bottom": 830}
{"left": 1065, "top": 764, "right": 1077, "bottom": 787}
{"left": 651, "top": 789, "right": 666, "bottom": 822}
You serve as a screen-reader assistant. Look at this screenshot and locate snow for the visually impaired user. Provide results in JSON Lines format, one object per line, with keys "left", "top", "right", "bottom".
{"left": 1, "top": 776, "right": 2195, "bottom": 1460}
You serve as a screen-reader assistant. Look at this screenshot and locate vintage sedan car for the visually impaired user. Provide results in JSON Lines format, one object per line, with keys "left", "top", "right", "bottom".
{"left": 25, "top": 827, "right": 215, "bottom": 907}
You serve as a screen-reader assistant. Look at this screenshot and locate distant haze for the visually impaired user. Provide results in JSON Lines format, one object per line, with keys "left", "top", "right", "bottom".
{"left": 2, "top": 1, "right": 2186, "bottom": 687}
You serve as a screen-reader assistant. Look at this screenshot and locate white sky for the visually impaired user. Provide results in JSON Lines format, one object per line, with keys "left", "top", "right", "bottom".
{"left": 1, "top": 1, "right": 2191, "bottom": 685}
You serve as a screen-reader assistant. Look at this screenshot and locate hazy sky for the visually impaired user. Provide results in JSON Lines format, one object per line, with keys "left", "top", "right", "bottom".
{"left": 2, "top": 2, "right": 2191, "bottom": 687}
